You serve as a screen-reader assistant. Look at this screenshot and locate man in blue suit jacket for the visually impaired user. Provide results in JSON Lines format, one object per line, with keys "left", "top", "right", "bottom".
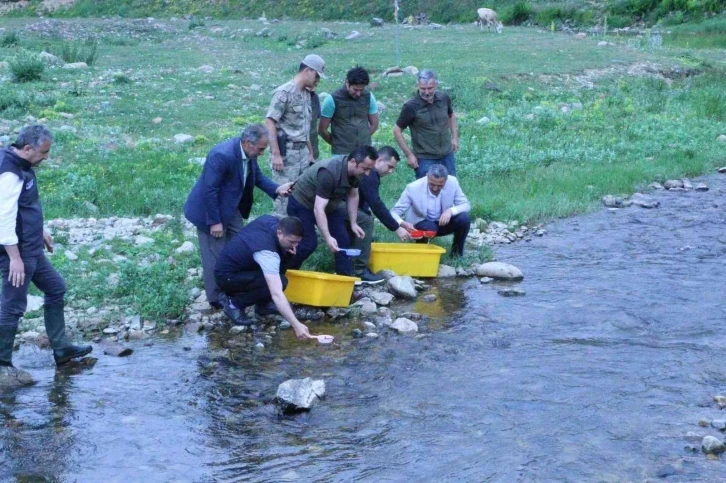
{"left": 184, "top": 124, "right": 293, "bottom": 309}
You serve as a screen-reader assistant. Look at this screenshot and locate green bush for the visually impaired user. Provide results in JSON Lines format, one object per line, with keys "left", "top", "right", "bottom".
{"left": 305, "top": 33, "right": 327, "bottom": 49}
{"left": 1, "top": 30, "right": 20, "bottom": 47}
{"left": 502, "top": 2, "right": 533, "bottom": 26}
{"left": 535, "top": 7, "right": 564, "bottom": 26}
{"left": 8, "top": 50, "right": 45, "bottom": 83}
{"left": 607, "top": 14, "right": 633, "bottom": 28}
{"left": 52, "top": 39, "right": 99, "bottom": 66}
{"left": 113, "top": 72, "right": 132, "bottom": 84}
{"left": 188, "top": 18, "right": 205, "bottom": 30}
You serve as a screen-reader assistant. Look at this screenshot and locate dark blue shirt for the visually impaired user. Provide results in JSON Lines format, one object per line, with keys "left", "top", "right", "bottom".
{"left": 358, "top": 171, "right": 400, "bottom": 232}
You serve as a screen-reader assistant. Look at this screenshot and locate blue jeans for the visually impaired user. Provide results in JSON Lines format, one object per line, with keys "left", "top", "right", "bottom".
{"left": 415, "top": 151, "right": 456, "bottom": 179}
{"left": 287, "top": 196, "right": 353, "bottom": 276}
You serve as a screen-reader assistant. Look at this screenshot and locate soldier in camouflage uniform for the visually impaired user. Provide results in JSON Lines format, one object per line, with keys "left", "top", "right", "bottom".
{"left": 308, "top": 78, "right": 322, "bottom": 161}
{"left": 266, "top": 54, "right": 327, "bottom": 216}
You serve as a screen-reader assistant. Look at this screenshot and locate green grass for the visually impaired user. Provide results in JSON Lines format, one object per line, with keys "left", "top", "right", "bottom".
{"left": 1, "top": 17, "right": 725, "bottom": 320}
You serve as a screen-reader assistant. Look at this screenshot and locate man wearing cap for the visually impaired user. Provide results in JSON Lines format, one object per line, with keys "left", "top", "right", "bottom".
{"left": 318, "top": 66, "right": 379, "bottom": 156}
{"left": 266, "top": 54, "right": 327, "bottom": 216}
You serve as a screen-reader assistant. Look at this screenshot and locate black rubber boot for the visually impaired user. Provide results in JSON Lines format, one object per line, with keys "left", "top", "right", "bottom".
{"left": 44, "top": 304, "right": 92, "bottom": 366}
{"left": 0, "top": 325, "right": 17, "bottom": 367}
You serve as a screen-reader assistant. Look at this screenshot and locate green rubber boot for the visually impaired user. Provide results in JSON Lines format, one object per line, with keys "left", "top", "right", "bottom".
{"left": 44, "top": 304, "right": 92, "bottom": 366}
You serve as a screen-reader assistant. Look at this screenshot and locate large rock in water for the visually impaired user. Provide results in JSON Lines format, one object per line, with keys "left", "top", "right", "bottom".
{"left": 387, "top": 276, "right": 417, "bottom": 299}
{"left": 475, "top": 262, "right": 524, "bottom": 280}
{"left": 390, "top": 317, "right": 418, "bottom": 334}
{"left": 702, "top": 435, "right": 726, "bottom": 454}
{"left": 0, "top": 366, "right": 35, "bottom": 389}
{"left": 276, "top": 378, "right": 326, "bottom": 412}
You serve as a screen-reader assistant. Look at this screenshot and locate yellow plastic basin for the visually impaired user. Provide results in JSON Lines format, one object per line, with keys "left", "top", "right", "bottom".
{"left": 369, "top": 243, "right": 447, "bottom": 277}
{"left": 284, "top": 270, "right": 360, "bottom": 307}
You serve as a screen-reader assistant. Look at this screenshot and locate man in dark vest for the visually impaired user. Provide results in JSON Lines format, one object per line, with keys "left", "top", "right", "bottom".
{"left": 318, "top": 66, "right": 379, "bottom": 155}
{"left": 0, "top": 126, "right": 92, "bottom": 378}
{"left": 215, "top": 215, "right": 311, "bottom": 339}
{"left": 184, "top": 124, "right": 293, "bottom": 311}
{"left": 345, "top": 146, "right": 414, "bottom": 284}
{"left": 286, "top": 145, "right": 377, "bottom": 276}
{"left": 393, "top": 69, "right": 459, "bottom": 179}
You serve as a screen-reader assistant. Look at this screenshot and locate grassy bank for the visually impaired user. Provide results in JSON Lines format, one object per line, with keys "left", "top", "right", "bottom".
{"left": 1, "top": 18, "right": 725, "bottom": 320}
{"left": 5, "top": 0, "right": 726, "bottom": 29}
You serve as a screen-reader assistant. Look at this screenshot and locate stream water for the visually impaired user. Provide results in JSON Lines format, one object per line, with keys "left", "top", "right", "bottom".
{"left": 1, "top": 174, "right": 725, "bottom": 482}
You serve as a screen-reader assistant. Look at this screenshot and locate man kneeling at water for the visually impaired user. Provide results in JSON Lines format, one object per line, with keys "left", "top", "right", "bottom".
{"left": 214, "top": 215, "right": 312, "bottom": 340}
{"left": 390, "top": 164, "right": 471, "bottom": 256}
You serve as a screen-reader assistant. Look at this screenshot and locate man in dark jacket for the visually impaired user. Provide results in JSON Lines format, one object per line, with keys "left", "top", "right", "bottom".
{"left": 345, "top": 146, "right": 413, "bottom": 283}
{"left": 215, "top": 215, "right": 311, "bottom": 339}
{"left": 0, "top": 126, "right": 92, "bottom": 379}
{"left": 184, "top": 124, "right": 293, "bottom": 310}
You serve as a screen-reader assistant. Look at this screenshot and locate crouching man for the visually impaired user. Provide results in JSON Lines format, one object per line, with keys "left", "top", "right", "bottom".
{"left": 390, "top": 164, "right": 471, "bottom": 256}
{"left": 0, "top": 125, "right": 92, "bottom": 373}
{"left": 214, "top": 215, "right": 312, "bottom": 340}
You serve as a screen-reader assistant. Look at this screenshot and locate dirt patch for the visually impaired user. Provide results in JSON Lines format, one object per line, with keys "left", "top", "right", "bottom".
{"left": 517, "top": 61, "right": 703, "bottom": 89}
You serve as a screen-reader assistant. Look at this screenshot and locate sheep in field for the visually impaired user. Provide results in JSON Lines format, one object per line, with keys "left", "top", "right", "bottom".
{"left": 476, "top": 8, "right": 503, "bottom": 33}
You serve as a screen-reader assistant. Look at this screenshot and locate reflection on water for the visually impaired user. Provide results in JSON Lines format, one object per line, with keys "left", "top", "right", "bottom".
{"left": 1, "top": 174, "right": 726, "bottom": 481}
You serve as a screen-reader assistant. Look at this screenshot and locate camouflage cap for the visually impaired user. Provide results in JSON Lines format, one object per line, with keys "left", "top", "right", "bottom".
{"left": 302, "top": 54, "right": 327, "bottom": 79}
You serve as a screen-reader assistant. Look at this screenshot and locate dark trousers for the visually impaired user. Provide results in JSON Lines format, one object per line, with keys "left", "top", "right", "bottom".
{"left": 196, "top": 212, "right": 243, "bottom": 305}
{"left": 287, "top": 195, "right": 353, "bottom": 275}
{"left": 344, "top": 207, "right": 374, "bottom": 274}
{"left": 414, "top": 212, "right": 471, "bottom": 256}
{"left": 415, "top": 152, "right": 456, "bottom": 179}
{"left": 0, "top": 253, "right": 66, "bottom": 328}
{"left": 215, "top": 269, "right": 287, "bottom": 309}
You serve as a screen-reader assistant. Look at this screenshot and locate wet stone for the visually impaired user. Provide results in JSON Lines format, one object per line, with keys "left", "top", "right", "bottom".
{"left": 701, "top": 435, "right": 725, "bottom": 454}
{"left": 476, "top": 262, "right": 524, "bottom": 280}
{"left": 694, "top": 183, "right": 709, "bottom": 192}
{"left": 498, "top": 288, "right": 526, "bottom": 297}
{"left": 422, "top": 294, "right": 437, "bottom": 302}
{"left": 711, "top": 419, "right": 726, "bottom": 430}
{"left": 631, "top": 193, "right": 660, "bottom": 209}
{"left": 102, "top": 342, "right": 133, "bottom": 357}
{"left": 276, "top": 378, "right": 325, "bottom": 412}
{"left": 351, "top": 328, "right": 363, "bottom": 338}
{"left": 664, "top": 179, "right": 684, "bottom": 190}
{"left": 655, "top": 464, "right": 678, "bottom": 478}
{"left": 390, "top": 317, "right": 418, "bottom": 334}
{"left": 0, "top": 366, "right": 35, "bottom": 388}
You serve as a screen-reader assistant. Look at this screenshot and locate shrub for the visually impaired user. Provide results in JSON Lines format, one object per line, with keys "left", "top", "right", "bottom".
{"left": 113, "top": 72, "right": 132, "bottom": 84}
{"left": 188, "top": 18, "right": 205, "bottom": 30}
{"left": 1, "top": 30, "right": 20, "bottom": 47}
{"left": 305, "top": 33, "right": 327, "bottom": 49}
{"left": 53, "top": 39, "right": 98, "bottom": 65}
{"left": 502, "top": 2, "right": 533, "bottom": 26}
{"left": 535, "top": 7, "right": 563, "bottom": 26}
{"left": 8, "top": 50, "right": 45, "bottom": 82}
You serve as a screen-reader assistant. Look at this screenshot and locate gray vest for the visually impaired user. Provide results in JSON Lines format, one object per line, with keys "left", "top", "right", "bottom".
{"left": 331, "top": 87, "right": 371, "bottom": 155}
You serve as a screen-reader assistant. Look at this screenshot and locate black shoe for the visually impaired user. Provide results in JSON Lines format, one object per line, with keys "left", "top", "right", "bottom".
{"left": 53, "top": 344, "right": 93, "bottom": 366}
{"left": 209, "top": 294, "right": 228, "bottom": 311}
{"left": 223, "top": 301, "right": 252, "bottom": 326}
{"left": 255, "top": 302, "right": 280, "bottom": 317}
{"left": 355, "top": 269, "right": 386, "bottom": 285}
